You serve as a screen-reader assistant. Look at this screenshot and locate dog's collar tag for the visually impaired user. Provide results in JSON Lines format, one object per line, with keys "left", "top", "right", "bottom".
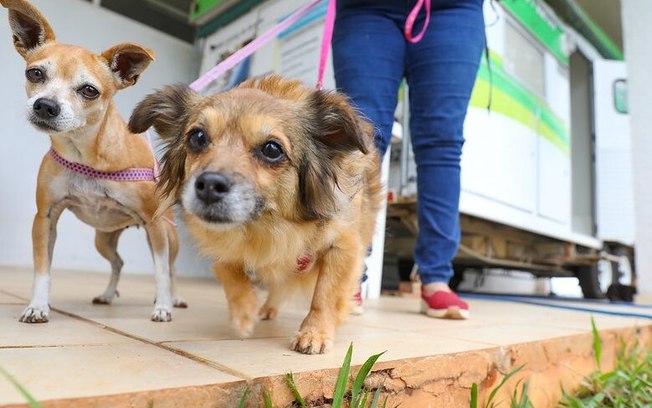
{"left": 296, "top": 255, "right": 312, "bottom": 274}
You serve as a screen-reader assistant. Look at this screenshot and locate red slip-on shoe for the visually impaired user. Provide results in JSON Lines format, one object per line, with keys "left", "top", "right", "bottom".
{"left": 351, "top": 286, "right": 364, "bottom": 315}
{"left": 420, "top": 290, "right": 469, "bottom": 319}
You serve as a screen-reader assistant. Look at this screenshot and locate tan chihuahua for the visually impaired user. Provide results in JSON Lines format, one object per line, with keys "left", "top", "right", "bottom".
{"left": 1, "top": 0, "right": 185, "bottom": 322}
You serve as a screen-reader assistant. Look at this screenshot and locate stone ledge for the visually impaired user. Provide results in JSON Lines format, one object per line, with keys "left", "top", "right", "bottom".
{"left": 9, "top": 325, "right": 646, "bottom": 408}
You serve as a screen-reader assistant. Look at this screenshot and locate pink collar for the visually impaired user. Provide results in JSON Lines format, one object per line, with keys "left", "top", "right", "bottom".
{"left": 49, "top": 147, "right": 157, "bottom": 182}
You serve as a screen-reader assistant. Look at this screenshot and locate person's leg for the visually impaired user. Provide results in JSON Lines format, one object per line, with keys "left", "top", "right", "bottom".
{"left": 332, "top": 1, "right": 406, "bottom": 156}
{"left": 406, "top": 0, "right": 485, "bottom": 317}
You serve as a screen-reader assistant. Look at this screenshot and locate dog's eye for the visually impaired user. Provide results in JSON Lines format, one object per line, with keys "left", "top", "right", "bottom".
{"left": 187, "top": 128, "right": 209, "bottom": 153}
{"left": 259, "top": 141, "right": 285, "bottom": 163}
{"left": 78, "top": 85, "right": 100, "bottom": 100}
{"left": 25, "top": 68, "right": 45, "bottom": 83}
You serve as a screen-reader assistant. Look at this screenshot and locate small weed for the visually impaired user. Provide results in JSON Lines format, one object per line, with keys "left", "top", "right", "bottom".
{"left": 238, "top": 386, "right": 250, "bottom": 408}
{"left": 470, "top": 316, "right": 651, "bottom": 407}
{"left": 263, "top": 390, "right": 273, "bottom": 408}
{"left": 470, "top": 364, "right": 525, "bottom": 408}
{"left": 0, "top": 365, "right": 42, "bottom": 408}
{"left": 283, "top": 343, "right": 389, "bottom": 408}
{"left": 591, "top": 316, "right": 602, "bottom": 370}
{"left": 558, "top": 335, "right": 652, "bottom": 407}
{"left": 285, "top": 372, "right": 308, "bottom": 408}
{"left": 509, "top": 378, "right": 534, "bottom": 408}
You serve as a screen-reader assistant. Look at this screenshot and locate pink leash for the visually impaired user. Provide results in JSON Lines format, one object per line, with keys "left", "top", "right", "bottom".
{"left": 316, "top": 0, "right": 336, "bottom": 90}
{"left": 50, "top": 0, "right": 335, "bottom": 180}
{"left": 191, "top": 0, "right": 336, "bottom": 92}
{"left": 404, "top": 0, "right": 431, "bottom": 43}
{"left": 49, "top": 0, "right": 336, "bottom": 226}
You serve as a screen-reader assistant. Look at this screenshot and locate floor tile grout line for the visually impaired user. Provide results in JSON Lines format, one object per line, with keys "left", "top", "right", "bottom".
{"left": 0, "top": 343, "right": 119, "bottom": 350}
{"left": 160, "top": 335, "right": 292, "bottom": 345}
{"left": 0, "top": 289, "right": 25, "bottom": 301}
{"left": 48, "top": 306, "right": 254, "bottom": 381}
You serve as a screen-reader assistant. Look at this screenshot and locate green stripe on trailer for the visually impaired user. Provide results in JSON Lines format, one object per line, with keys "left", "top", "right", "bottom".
{"left": 196, "top": 0, "right": 265, "bottom": 36}
{"left": 470, "top": 56, "right": 570, "bottom": 155}
{"left": 579, "top": 9, "right": 623, "bottom": 60}
{"left": 545, "top": 0, "right": 623, "bottom": 60}
{"left": 191, "top": 0, "right": 225, "bottom": 22}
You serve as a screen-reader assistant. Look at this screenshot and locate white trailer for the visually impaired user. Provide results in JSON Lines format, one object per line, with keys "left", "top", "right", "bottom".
{"left": 386, "top": 0, "right": 634, "bottom": 299}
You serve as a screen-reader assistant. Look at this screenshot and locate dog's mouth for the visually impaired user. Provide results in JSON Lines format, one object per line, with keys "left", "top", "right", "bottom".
{"left": 187, "top": 200, "right": 265, "bottom": 227}
{"left": 29, "top": 118, "right": 60, "bottom": 133}
{"left": 192, "top": 206, "right": 238, "bottom": 224}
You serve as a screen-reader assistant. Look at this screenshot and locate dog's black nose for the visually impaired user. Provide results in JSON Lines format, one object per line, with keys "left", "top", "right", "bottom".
{"left": 195, "top": 172, "right": 232, "bottom": 204}
{"left": 33, "top": 98, "right": 60, "bottom": 119}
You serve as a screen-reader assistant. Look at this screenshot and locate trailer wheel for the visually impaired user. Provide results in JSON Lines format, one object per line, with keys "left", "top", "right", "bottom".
{"left": 576, "top": 264, "right": 608, "bottom": 299}
{"left": 605, "top": 245, "right": 637, "bottom": 301}
{"left": 609, "top": 245, "right": 635, "bottom": 287}
{"left": 576, "top": 247, "right": 636, "bottom": 300}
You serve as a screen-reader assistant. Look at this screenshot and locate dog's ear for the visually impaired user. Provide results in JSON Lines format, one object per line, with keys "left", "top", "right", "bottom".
{"left": 308, "top": 90, "right": 372, "bottom": 155}
{"left": 1, "top": 0, "right": 56, "bottom": 58}
{"left": 129, "top": 84, "right": 200, "bottom": 200}
{"left": 298, "top": 90, "right": 375, "bottom": 221}
{"left": 128, "top": 84, "right": 199, "bottom": 137}
{"left": 101, "top": 43, "right": 155, "bottom": 89}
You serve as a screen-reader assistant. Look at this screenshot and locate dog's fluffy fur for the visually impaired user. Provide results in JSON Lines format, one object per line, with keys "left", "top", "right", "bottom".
{"left": 1, "top": 0, "right": 185, "bottom": 323}
{"left": 129, "top": 76, "right": 382, "bottom": 354}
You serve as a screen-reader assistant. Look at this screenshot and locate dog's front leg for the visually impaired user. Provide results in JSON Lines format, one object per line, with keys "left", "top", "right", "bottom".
{"left": 291, "top": 236, "right": 363, "bottom": 354}
{"left": 145, "top": 221, "right": 173, "bottom": 322}
{"left": 213, "top": 262, "right": 259, "bottom": 337}
{"left": 20, "top": 208, "right": 63, "bottom": 323}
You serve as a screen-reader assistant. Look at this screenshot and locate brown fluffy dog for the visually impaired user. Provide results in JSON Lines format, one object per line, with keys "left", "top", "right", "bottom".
{"left": 128, "top": 76, "right": 382, "bottom": 354}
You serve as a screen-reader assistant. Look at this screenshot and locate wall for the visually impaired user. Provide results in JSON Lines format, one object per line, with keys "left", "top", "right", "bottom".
{"left": 0, "top": 0, "right": 213, "bottom": 278}
{"left": 621, "top": 0, "right": 652, "bottom": 295}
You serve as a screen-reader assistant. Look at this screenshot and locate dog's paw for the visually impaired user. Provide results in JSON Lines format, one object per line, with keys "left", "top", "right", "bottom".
{"left": 92, "top": 294, "right": 113, "bottom": 305}
{"left": 231, "top": 307, "right": 259, "bottom": 337}
{"left": 290, "top": 331, "right": 333, "bottom": 354}
{"left": 258, "top": 304, "right": 278, "bottom": 320}
{"left": 172, "top": 296, "right": 188, "bottom": 308}
{"left": 92, "top": 289, "right": 119, "bottom": 305}
{"left": 19, "top": 306, "right": 50, "bottom": 323}
{"left": 151, "top": 307, "right": 172, "bottom": 322}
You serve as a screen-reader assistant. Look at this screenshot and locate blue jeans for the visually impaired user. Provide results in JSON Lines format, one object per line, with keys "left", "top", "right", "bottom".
{"left": 333, "top": 0, "right": 485, "bottom": 285}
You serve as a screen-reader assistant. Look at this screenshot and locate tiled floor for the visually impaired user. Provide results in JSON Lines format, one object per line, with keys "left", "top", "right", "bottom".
{"left": 1, "top": 266, "right": 651, "bottom": 407}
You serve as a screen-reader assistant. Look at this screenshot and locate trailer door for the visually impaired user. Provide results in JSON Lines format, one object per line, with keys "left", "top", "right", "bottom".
{"left": 570, "top": 51, "right": 595, "bottom": 237}
{"left": 593, "top": 60, "right": 634, "bottom": 246}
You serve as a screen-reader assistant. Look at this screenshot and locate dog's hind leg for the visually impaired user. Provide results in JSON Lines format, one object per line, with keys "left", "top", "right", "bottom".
{"left": 92, "top": 229, "right": 124, "bottom": 305}
{"left": 166, "top": 223, "right": 187, "bottom": 308}
{"left": 145, "top": 220, "right": 173, "bottom": 322}
{"left": 259, "top": 284, "right": 287, "bottom": 320}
